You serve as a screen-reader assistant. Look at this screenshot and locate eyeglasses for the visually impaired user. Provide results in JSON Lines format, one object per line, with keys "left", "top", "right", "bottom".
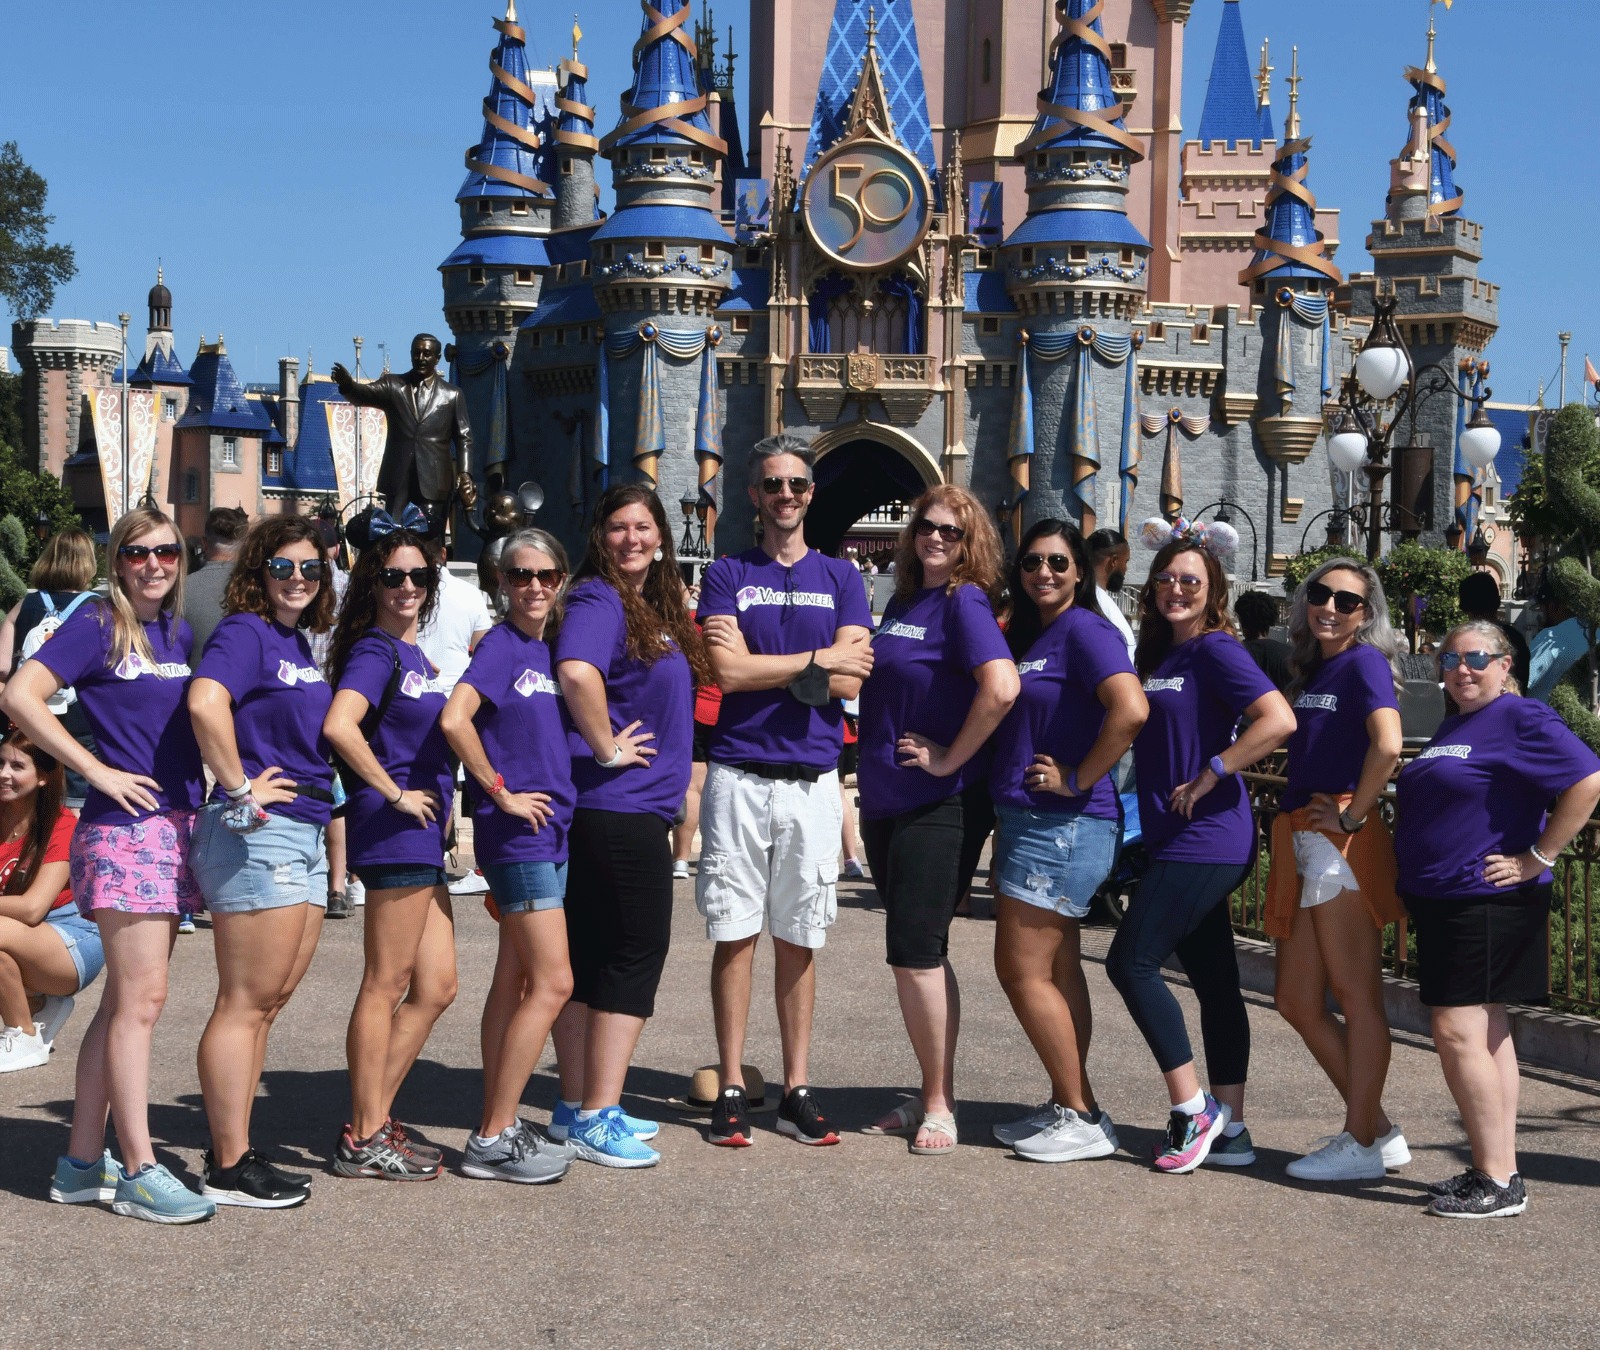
{"left": 1153, "top": 571, "right": 1206, "bottom": 593}
{"left": 503, "top": 567, "right": 566, "bottom": 589}
{"left": 377, "top": 567, "right": 433, "bottom": 589}
{"left": 914, "top": 521, "right": 965, "bottom": 543}
{"left": 265, "top": 558, "right": 328, "bottom": 582}
{"left": 119, "top": 543, "right": 183, "bottom": 564}
{"left": 1439, "top": 650, "right": 1503, "bottom": 672}
{"left": 760, "top": 476, "right": 812, "bottom": 497}
{"left": 1305, "top": 580, "right": 1368, "bottom": 615}
{"left": 1020, "top": 553, "right": 1072, "bottom": 575}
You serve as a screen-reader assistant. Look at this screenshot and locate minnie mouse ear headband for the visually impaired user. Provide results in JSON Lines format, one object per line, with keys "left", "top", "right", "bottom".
{"left": 1138, "top": 515, "right": 1240, "bottom": 561}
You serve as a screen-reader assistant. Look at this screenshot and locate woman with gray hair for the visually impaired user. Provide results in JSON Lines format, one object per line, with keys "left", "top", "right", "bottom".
{"left": 1265, "top": 556, "right": 1410, "bottom": 1181}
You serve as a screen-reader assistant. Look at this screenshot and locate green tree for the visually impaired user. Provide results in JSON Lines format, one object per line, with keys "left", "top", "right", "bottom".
{"left": 0, "top": 439, "right": 81, "bottom": 572}
{"left": 1540, "top": 403, "right": 1600, "bottom": 752}
{"left": 0, "top": 141, "right": 76, "bottom": 319}
{"left": 0, "top": 370, "right": 21, "bottom": 454}
{"left": 1507, "top": 433, "right": 1600, "bottom": 546}
{"left": 0, "top": 514, "right": 27, "bottom": 610}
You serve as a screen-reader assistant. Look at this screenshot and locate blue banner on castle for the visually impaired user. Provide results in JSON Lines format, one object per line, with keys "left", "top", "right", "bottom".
{"left": 735, "top": 179, "right": 771, "bottom": 243}
{"left": 968, "top": 183, "right": 1003, "bottom": 249}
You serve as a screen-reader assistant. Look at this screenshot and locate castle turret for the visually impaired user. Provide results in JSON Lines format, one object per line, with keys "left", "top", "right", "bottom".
{"left": 554, "top": 20, "right": 599, "bottom": 232}
{"left": 1197, "top": 0, "right": 1265, "bottom": 151}
{"left": 128, "top": 266, "right": 191, "bottom": 387}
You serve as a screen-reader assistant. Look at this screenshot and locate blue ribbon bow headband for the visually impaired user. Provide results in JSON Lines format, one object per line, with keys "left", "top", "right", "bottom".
{"left": 367, "top": 503, "right": 428, "bottom": 537}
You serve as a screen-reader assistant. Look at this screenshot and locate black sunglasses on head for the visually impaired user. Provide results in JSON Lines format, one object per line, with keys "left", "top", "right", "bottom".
{"left": 503, "top": 567, "right": 566, "bottom": 589}
{"left": 265, "top": 558, "right": 328, "bottom": 581}
{"left": 1020, "top": 553, "right": 1073, "bottom": 575}
{"left": 1305, "top": 580, "right": 1368, "bottom": 615}
{"left": 760, "top": 475, "right": 811, "bottom": 496}
{"left": 119, "top": 543, "right": 183, "bottom": 563}
{"left": 914, "top": 520, "right": 965, "bottom": 542}
{"left": 378, "top": 566, "right": 433, "bottom": 589}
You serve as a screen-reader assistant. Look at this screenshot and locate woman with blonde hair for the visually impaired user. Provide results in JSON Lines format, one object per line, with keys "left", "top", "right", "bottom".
{"left": 857, "top": 485, "right": 1018, "bottom": 1154}
{"left": 1, "top": 506, "right": 211, "bottom": 1223}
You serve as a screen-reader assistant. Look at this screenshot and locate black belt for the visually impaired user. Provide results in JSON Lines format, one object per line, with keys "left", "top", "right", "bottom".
{"left": 719, "top": 760, "right": 823, "bottom": 784}
{"left": 286, "top": 783, "right": 337, "bottom": 805}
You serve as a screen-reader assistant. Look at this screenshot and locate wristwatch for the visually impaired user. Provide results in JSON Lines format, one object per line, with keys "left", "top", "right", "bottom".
{"left": 1338, "top": 807, "right": 1367, "bottom": 833}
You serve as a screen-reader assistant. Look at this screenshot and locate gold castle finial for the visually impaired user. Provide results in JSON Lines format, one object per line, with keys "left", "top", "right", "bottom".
{"left": 1284, "top": 45, "right": 1302, "bottom": 141}
{"left": 504, "top": 0, "right": 517, "bottom": 21}
{"left": 1427, "top": 0, "right": 1452, "bottom": 75}
{"left": 156, "top": 264, "right": 163, "bottom": 286}
{"left": 1256, "top": 38, "right": 1273, "bottom": 108}
{"left": 866, "top": 5, "right": 878, "bottom": 52}
{"left": 572, "top": 14, "right": 582, "bottom": 58}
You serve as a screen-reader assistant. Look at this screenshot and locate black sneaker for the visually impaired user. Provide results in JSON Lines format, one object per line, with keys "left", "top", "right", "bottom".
{"left": 333, "top": 1123, "right": 441, "bottom": 1180}
{"left": 1424, "top": 1169, "right": 1526, "bottom": 1219}
{"left": 708, "top": 1085, "right": 753, "bottom": 1147}
{"left": 202, "top": 1151, "right": 310, "bottom": 1208}
{"left": 325, "top": 890, "right": 351, "bottom": 919}
{"left": 244, "top": 1147, "right": 313, "bottom": 1189}
{"left": 776, "top": 1085, "right": 840, "bottom": 1146}
{"left": 1426, "top": 1167, "right": 1476, "bottom": 1199}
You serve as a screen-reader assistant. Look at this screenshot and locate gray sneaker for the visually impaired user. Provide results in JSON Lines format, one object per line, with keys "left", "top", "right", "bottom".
{"left": 460, "top": 1123, "right": 570, "bottom": 1185}
{"left": 37, "top": 994, "right": 75, "bottom": 1048}
{"left": 111, "top": 1163, "right": 216, "bottom": 1224}
{"left": 993, "top": 1101, "right": 1057, "bottom": 1147}
{"left": 1013, "top": 1103, "right": 1119, "bottom": 1162}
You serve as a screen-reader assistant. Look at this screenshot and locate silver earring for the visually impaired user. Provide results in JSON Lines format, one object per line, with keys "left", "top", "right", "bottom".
{"left": 654, "top": 547, "right": 664, "bottom": 562}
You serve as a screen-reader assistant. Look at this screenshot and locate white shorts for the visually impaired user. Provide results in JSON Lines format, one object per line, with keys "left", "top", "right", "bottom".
{"left": 1293, "top": 830, "right": 1360, "bottom": 908}
{"left": 695, "top": 762, "right": 841, "bottom": 949}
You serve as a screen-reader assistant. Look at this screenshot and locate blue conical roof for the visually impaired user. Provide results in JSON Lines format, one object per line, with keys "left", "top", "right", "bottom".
{"left": 1403, "top": 67, "right": 1461, "bottom": 216}
{"left": 1198, "top": 2, "right": 1264, "bottom": 149}
{"left": 1239, "top": 127, "right": 1340, "bottom": 286}
{"left": 557, "top": 61, "right": 595, "bottom": 140}
{"left": 1021, "top": 0, "right": 1142, "bottom": 160}
{"left": 458, "top": 12, "right": 558, "bottom": 200}
{"left": 604, "top": 1, "right": 719, "bottom": 151}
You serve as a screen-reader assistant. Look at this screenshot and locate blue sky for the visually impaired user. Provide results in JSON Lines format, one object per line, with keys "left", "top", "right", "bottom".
{"left": 2, "top": 0, "right": 1593, "bottom": 410}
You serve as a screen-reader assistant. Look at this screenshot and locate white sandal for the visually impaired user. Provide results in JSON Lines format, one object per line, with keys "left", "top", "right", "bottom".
{"left": 861, "top": 1096, "right": 923, "bottom": 1136}
{"left": 909, "top": 1110, "right": 958, "bottom": 1156}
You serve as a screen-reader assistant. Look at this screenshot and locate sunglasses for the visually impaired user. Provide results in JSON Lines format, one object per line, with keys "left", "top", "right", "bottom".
{"left": 914, "top": 521, "right": 965, "bottom": 543}
{"left": 265, "top": 558, "right": 328, "bottom": 582}
{"left": 503, "top": 567, "right": 566, "bottom": 589}
{"left": 1439, "top": 650, "right": 1503, "bottom": 672}
{"left": 1153, "top": 571, "right": 1205, "bottom": 593}
{"left": 1305, "top": 580, "right": 1367, "bottom": 615}
{"left": 378, "top": 567, "right": 433, "bottom": 589}
{"left": 1020, "top": 553, "right": 1073, "bottom": 575}
{"left": 119, "top": 543, "right": 183, "bottom": 563}
{"left": 760, "top": 476, "right": 812, "bottom": 496}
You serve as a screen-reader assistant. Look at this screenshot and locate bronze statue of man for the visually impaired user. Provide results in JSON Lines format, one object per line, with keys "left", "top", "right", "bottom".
{"left": 331, "top": 333, "right": 476, "bottom": 536}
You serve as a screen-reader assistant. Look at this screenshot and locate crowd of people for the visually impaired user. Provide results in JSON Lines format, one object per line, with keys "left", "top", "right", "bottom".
{"left": 0, "top": 431, "right": 1593, "bottom": 1226}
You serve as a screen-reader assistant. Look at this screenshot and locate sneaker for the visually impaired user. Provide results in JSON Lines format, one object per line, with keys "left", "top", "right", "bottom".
{"left": 1153, "top": 1096, "right": 1230, "bottom": 1174}
{"left": 448, "top": 870, "right": 490, "bottom": 896}
{"left": 708, "top": 1085, "right": 753, "bottom": 1147}
{"left": 1425, "top": 1169, "right": 1527, "bottom": 1219}
{"left": 36, "top": 994, "right": 75, "bottom": 1048}
{"left": 177, "top": 915, "right": 195, "bottom": 934}
{"left": 50, "top": 1149, "right": 117, "bottom": 1204}
{"left": 568, "top": 1113, "right": 660, "bottom": 1169}
{"left": 333, "top": 1123, "right": 441, "bottom": 1180}
{"left": 325, "top": 889, "right": 351, "bottom": 919}
{"left": 776, "top": 1086, "right": 840, "bottom": 1146}
{"left": 0, "top": 1022, "right": 49, "bottom": 1072}
{"left": 599, "top": 1103, "right": 660, "bottom": 1141}
{"left": 1427, "top": 1167, "right": 1477, "bottom": 1199}
{"left": 993, "top": 1101, "right": 1058, "bottom": 1147}
{"left": 841, "top": 858, "right": 865, "bottom": 879}
{"left": 1013, "top": 1104, "right": 1118, "bottom": 1163}
{"left": 1204, "top": 1127, "right": 1258, "bottom": 1167}
{"left": 385, "top": 1118, "right": 443, "bottom": 1163}
{"left": 347, "top": 876, "right": 366, "bottom": 906}
{"left": 111, "top": 1162, "right": 216, "bottom": 1224}
{"left": 671, "top": 860, "right": 690, "bottom": 880}
{"left": 1285, "top": 1131, "right": 1386, "bottom": 1181}
{"left": 460, "top": 1123, "right": 570, "bottom": 1185}
{"left": 1376, "top": 1123, "right": 1411, "bottom": 1169}
{"left": 202, "top": 1150, "right": 310, "bottom": 1208}
{"left": 244, "top": 1147, "right": 313, "bottom": 1189}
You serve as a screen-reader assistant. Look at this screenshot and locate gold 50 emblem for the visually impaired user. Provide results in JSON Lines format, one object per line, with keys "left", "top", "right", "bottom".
{"left": 803, "top": 140, "right": 931, "bottom": 272}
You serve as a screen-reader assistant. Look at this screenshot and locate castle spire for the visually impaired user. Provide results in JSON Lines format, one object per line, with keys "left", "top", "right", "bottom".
{"left": 457, "top": 5, "right": 553, "bottom": 201}
{"left": 553, "top": 14, "right": 599, "bottom": 229}
{"left": 1399, "top": 2, "right": 1462, "bottom": 217}
{"left": 803, "top": 0, "right": 934, "bottom": 179}
{"left": 1197, "top": 0, "right": 1264, "bottom": 150}
{"left": 599, "top": 0, "right": 726, "bottom": 157}
{"left": 1255, "top": 37, "right": 1276, "bottom": 143}
{"left": 1020, "top": 0, "right": 1143, "bottom": 161}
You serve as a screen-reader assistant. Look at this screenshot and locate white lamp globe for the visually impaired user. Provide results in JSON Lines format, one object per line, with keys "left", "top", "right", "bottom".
{"left": 1328, "top": 427, "right": 1370, "bottom": 474}
{"left": 1355, "top": 344, "right": 1409, "bottom": 400}
{"left": 1459, "top": 418, "right": 1502, "bottom": 470}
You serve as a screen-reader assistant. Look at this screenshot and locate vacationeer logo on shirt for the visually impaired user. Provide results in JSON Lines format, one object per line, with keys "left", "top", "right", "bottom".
{"left": 113, "top": 652, "right": 190, "bottom": 681}
{"left": 1017, "top": 658, "right": 1047, "bottom": 674}
{"left": 1294, "top": 693, "right": 1337, "bottom": 711}
{"left": 878, "top": 620, "right": 927, "bottom": 641}
{"left": 513, "top": 668, "right": 561, "bottom": 698}
{"left": 1143, "top": 676, "right": 1184, "bottom": 693}
{"left": 735, "top": 584, "right": 834, "bottom": 612}
{"left": 277, "top": 660, "right": 325, "bottom": 687}
{"left": 1417, "top": 744, "right": 1472, "bottom": 761}
{"left": 400, "top": 670, "right": 447, "bottom": 698}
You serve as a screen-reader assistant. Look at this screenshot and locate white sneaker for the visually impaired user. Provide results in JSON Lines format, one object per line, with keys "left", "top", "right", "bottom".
{"left": 36, "top": 994, "right": 74, "bottom": 1049}
{"left": 447, "top": 870, "right": 490, "bottom": 896}
{"left": 347, "top": 877, "right": 365, "bottom": 906}
{"left": 1376, "top": 1123, "right": 1411, "bottom": 1170}
{"left": 1012, "top": 1103, "right": 1118, "bottom": 1162}
{"left": 0, "top": 1023, "right": 50, "bottom": 1073}
{"left": 841, "top": 858, "right": 865, "bottom": 879}
{"left": 1285, "top": 1131, "right": 1386, "bottom": 1181}
{"left": 671, "top": 860, "right": 690, "bottom": 880}
{"left": 993, "top": 1101, "right": 1058, "bottom": 1147}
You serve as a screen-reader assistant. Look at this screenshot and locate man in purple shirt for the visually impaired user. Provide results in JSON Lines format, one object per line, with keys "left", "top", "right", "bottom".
{"left": 695, "top": 435, "right": 875, "bottom": 1148}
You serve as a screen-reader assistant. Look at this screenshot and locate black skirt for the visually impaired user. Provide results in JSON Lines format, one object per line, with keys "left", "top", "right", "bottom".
{"left": 1403, "top": 884, "right": 1551, "bottom": 1007}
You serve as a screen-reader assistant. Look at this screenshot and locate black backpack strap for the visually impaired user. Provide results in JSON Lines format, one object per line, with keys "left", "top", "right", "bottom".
{"left": 335, "top": 629, "right": 406, "bottom": 797}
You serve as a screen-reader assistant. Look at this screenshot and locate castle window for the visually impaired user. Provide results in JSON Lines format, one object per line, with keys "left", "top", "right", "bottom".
{"left": 732, "top": 315, "right": 751, "bottom": 333}
{"left": 515, "top": 268, "right": 534, "bottom": 285}
{"left": 222, "top": 437, "right": 237, "bottom": 466}
{"left": 1071, "top": 151, "right": 1088, "bottom": 165}
{"left": 981, "top": 317, "right": 1000, "bottom": 334}
{"left": 580, "top": 325, "right": 591, "bottom": 343}
{"left": 1254, "top": 280, "right": 1266, "bottom": 294}
{"left": 982, "top": 38, "right": 992, "bottom": 84}
{"left": 1020, "top": 248, "right": 1035, "bottom": 264}
{"left": 690, "top": 149, "right": 704, "bottom": 165}
{"left": 650, "top": 146, "right": 668, "bottom": 162}
{"left": 977, "top": 249, "right": 993, "bottom": 269}
{"left": 699, "top": 245, "right": 715, "bottom": 262}
{"left": 1306, "top": 280, "right": 1319, "bottom": 291}
{"left": 582, "top": 260, "right": 591, "bottom": 276}
{"left": 1110, "top": 153, "right": 1122, "bottom": 168}
{"left": 530, "top": 332, "right": 541, "bottom": 348}
{"left": 163, "top": 396, "right": 177, "bottom": 420}
{"left": 743, "top": 248, "right": 761, "bottom": 267}
{"left": 1069, "top": 245, "right": 1087, "bottom": 261}
{"left": 646, "top": 241, "right": 665, "bottom": 259}
{"left": 184, "top": 469, "right": 199, "bottom": 502}
{"left": 477, "top": 200, "right": 493, "bottom": 215}
{"left": 556, "top": 328, "right": 566, "bottom": 346}
{"left": 1109, "top": 43, "right": 1127, "bottom": 68}
{"left": 603, "top": 244, "right": 615, "bottom": 260}
{"left": 1119, "top": 248, "right": 1135, "bottom": 265}
{"left": 561, "top": 158, "right": 574, "bottom": 176}
{"left": 469, "top": 267, "right": 485, "bottom": 284}
{"left": 1192, "top": 323, "right": 1210, "bottom": 343}
{"left": 1148, "top": 321, "right": 1166, "bottom": 339}
{"left": 511, "top": 201, "right": 528, "bottom": 215}
{"left": 267, "top": 448, "right": 282, "bottom": 476}
{"left": 1035, "top": 154, "right": 1048, "bottom": 169}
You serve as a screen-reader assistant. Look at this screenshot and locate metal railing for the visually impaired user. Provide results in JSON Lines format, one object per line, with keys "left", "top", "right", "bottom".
{"left": 1231, "top": 765, "right": 1600, "bottom": 1018}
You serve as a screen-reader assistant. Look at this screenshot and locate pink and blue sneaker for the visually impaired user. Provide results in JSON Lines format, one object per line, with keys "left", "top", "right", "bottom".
{"left": 1153, "top": 1095, "right": 1231, "bottom": 1174}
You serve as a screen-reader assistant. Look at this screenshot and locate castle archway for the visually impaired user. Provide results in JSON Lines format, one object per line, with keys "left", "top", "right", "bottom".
{"left": 804, "top": 422, "right": 941, "bottom": 558}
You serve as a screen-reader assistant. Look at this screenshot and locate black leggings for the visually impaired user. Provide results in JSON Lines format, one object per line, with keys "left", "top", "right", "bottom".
{"left": 565, "top": 808, "right": 673, "bottom": 1019}
{"left": 1105, "top": 859, "right": 1251, "bottom": 1083}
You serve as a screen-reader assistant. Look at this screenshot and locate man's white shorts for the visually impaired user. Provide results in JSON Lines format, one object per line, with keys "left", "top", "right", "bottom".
{"left": 695, "top": 762, "right": 841, "bottom": 949}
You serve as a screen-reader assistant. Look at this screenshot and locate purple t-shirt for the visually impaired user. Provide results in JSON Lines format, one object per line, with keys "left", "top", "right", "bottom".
{"left": 1134, "top": 630, "right": 1275, "bottom": 864}
{"left": 857, "top": 584, "right": 1011, "bottom": 820}
{"left": 990, "top": 606, "right": 1136, "bottom": 820}
{"left": 194, "top": 613, "right": 334, "bottom": 827}
{"left": 1395, "top": 694, "right": 1600, "bottom": 898}
{"left": 1280, "top": 644, "right": 1399, "bottom": 813}
{"left": 336, "top": 631, "right": 454, "bottom": 869}
{"left": 696, "top": 547, "right": 875, "bottom": 771}
{"left": 459, "top": 621, "right": 575, "bottom": 866}
{"left": 32, "top": 601, "right": 203, "bottom": 826}
{"left": 554, "top": 579, "right": 691, "bottom": 822}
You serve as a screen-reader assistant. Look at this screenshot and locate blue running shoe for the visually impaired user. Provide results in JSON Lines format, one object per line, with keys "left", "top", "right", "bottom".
{"left": 599, "top": 1104, "right": 660, "bottom": 1141}
{"left": 568, "top": 1114, "right": 660, "bottom": 1169}
{"left": 111, "top": 1163, "right": 216, "bottom": 1224}
{"left": 50, "top": 1149, "right": 117, "bottom": 1204}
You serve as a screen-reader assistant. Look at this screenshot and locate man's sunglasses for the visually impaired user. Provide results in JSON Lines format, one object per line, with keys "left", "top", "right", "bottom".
{"left": 265, "top": 558, "right": 328, "bottom": 581}
{"left": 914, "top": 521, "right": 965, "bottom": 543}
{"left": 1440, "top": 650, "right": 1503, "bottom": 672}
{"left": 118, "top": 543, "right": 183, "bottom": 563}
{"left": 378, "top": 567, "right": 433, "bottom": 589}
{"left": 760, "top": 476, "right": 812, "bottom": 496}
{"left": 1020, "top": 553, "right": 1072, "bottom": 575}
{"left": 1306, "top": 580, "right": 1367, "bottom": 615}
{"left": 503, "top": 567, "right": 566, "bottom": 589}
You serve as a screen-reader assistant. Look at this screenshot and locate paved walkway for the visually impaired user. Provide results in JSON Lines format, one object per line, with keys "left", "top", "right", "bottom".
{"left": 4, "top": 868, "right": 1600, "bottom": 1348}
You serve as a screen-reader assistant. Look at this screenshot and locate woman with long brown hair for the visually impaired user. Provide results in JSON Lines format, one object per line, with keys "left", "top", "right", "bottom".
{"left": 187, "top": 514, "right": 337, "bottom": 1207}
{"left": 856, "top": 485, "right": 1017, "bottom": 1154}
{"left": 323, "top": 527, "right": 455, "bottom": 1181}
{"left": 3, "top": 506, "right": 211, "bottom": 1223}
{"left": 550, "top": 484, "right": 706, "bottom": 1167}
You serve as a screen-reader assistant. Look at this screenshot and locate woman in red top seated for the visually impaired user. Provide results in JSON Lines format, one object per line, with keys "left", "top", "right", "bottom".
{"left": 0, "top": 727, "right": 92, "bottom": 1072}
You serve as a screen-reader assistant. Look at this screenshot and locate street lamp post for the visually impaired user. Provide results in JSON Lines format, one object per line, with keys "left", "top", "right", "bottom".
{"left": 117, "top": 312, "right": 131, "bottom": 519}
{"left": 352, "top": 336, "right": 364, "bottom": 501}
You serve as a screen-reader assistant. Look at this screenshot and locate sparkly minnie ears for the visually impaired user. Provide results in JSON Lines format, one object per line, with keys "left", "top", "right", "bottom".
{"left": 1138, "top": 515, "right": 1240, "bottom": 560}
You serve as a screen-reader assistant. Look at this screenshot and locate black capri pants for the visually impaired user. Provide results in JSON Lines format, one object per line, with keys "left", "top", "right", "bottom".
{"left": 565, "top": 807, "right": 674, "bottom": 1019}
{"left": 861, "top": 782, "right": 995, "bottom": 969}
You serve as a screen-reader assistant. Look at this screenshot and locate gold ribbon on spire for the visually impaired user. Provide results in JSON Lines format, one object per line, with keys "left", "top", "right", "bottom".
{"left": 1238, "top": 138, "right": 1342, "bottom": 287}
{"left": 1017, "top": 0, "right": 1144, "bottom": 161}
{"left": 1401, "top": 15, "right": 1464, "bottom": 219}
{"left": 599, "top": 3, "right": 728, "bottom": 156}
{"left": 465, "top": 13, "right": 553, "bottom": 194}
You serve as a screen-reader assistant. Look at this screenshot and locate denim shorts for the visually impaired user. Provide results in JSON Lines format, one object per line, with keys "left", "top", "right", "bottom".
{"left": 482, "top": 859, "right": 567, "bottom": 914}
{"left": 993, "top": 806, "right": 1120, "bottom": 918}
{"left": 189, "top": 805, "right": 329, "bottom": 914}
{"left": 355, "top": 863, "right": 446, "bottom": 891}
{"left": 46, "top": 908, "right": 105, "bottom": 991}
